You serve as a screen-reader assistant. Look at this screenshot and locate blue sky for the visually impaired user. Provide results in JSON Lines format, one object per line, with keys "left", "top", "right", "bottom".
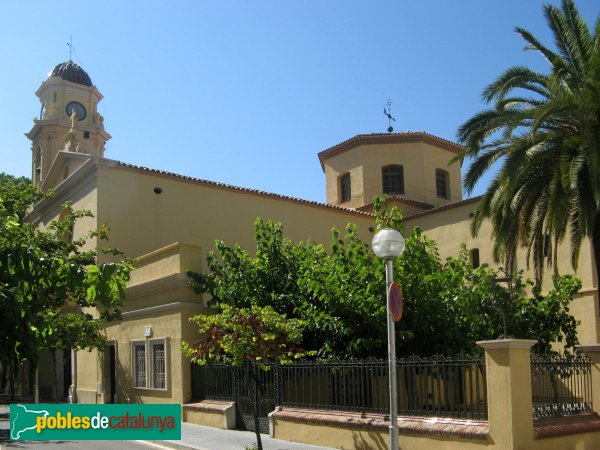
{"left": 1, "top": 1, "right": 598, "bottom": 203}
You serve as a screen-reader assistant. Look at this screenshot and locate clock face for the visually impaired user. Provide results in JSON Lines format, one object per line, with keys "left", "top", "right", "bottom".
{"left": 66, "top": 101, "right": 86, "bottom": 121}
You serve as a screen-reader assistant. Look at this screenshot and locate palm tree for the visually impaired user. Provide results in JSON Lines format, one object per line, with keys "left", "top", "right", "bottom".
{"left": 454, "top": 0, "right": 600, "bottom": 290}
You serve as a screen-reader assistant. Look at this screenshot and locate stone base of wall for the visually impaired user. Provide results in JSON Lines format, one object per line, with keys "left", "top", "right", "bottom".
{"left": 75, "top": 389, "right": 97, "bottom": 404}
{"left": 183, "top": 400, "right": 236, "bottom": 430}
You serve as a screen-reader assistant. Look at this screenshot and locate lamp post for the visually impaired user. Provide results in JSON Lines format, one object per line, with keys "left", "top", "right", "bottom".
{"left": 372, "top": 228, "right": 405, "bottom": 450}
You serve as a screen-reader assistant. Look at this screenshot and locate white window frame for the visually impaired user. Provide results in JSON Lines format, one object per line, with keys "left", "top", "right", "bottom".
{"left": 131, "top": 337, "right": 169, "bottom": 390}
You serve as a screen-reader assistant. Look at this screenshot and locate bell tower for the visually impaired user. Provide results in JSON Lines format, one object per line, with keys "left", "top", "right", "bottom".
{"left": 26, "top": 60, "right": 111, "bottom": 188}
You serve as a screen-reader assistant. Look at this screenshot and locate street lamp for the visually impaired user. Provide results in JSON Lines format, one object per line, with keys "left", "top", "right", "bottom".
{"left": 372, "top": 228, "right": 405, "bottom": 450}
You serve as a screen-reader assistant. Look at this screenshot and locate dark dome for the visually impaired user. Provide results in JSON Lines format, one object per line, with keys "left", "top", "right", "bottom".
{"left": 50, "top": 60, "right": 92, "bottom": 87}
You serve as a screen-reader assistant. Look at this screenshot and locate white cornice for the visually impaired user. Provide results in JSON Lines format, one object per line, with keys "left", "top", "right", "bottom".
{"left": 121, "top": 301, "right": 207, "bottom": 319}
{"left": 476, "top": 339, "right": 537, "bottom": 350}
{"left": 126, "top": 273, "right": 193, "bottom": 299}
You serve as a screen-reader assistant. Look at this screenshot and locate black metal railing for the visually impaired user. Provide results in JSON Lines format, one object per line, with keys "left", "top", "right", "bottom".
{"left": 191, "top": 355, "right": 488, "bottom": 422}
{"left": 531, "top": 352, "right": 592, "bottom": 418}
{"left": 191, "top": 362, "right": 235, "bottom": 401}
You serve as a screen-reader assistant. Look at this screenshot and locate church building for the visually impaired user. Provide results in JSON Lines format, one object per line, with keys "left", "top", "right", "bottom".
{"left": 22, "top": 60, "right": 600, "bottom": 405}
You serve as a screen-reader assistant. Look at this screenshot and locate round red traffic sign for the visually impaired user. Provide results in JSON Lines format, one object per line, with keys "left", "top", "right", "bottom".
{"left": 388, "top": 283, "right": 403, "bottom": 322}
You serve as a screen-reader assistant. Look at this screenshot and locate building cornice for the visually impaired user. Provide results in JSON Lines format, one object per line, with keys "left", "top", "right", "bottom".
{"left": 317, "top": 132, "right": 464, "bottom": 171}
{"left": 126, "top": 273, "right": 192, "bottom": 299}
{"left": 121, "top": 301, "right": 207, "bottom": 319}
{"left": 27, "top": 155, "right": 99, "bottom": 225}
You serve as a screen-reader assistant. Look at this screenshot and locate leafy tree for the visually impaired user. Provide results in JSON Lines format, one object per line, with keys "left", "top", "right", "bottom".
{"left": 41, "top": 312, "right": 107, "bottom": 401}
{"left": 0, "top": 173, "right": 133, "bottom": 399}
{"left": 189, "top": 197, "right": 581, "bottom": 358}
{"left": 182, "top": 305, "right": 308, "bottom": 450}
{"left": 454, "top": 0, "right": 600, "bottom": 288}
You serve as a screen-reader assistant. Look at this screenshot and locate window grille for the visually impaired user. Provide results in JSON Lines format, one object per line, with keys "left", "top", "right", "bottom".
{"left": 382, "top": 165, "right": 404, "bottom": 194}
{"left": 153, "top": 343, "right": 166, "bottom": 389}
{"left": 134, "top": 344, "right": 146, "bottom": 388}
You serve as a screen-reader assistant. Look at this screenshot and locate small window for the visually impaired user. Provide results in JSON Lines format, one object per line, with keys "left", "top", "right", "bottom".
{"left": 83, "top": 131, "right": 90, "bottom": 139}
{"left": 382, "top": 165, "right": 404, "bottom": 194}
{"left": 436, "top": 169, "right": 450, "bottom": 199}
{"left": 469, "top": 248, "right": 480, "bottom": 269}
{"left": 132, "top": 342, "right": 147, "bottom": 388}
{"left": 340, "top": 173, "right": 351, "bottom": 203}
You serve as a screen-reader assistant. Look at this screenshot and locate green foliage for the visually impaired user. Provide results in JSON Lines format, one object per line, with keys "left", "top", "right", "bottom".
{"left": 454, "top": 0, "right": 600, "bottom": 284}
{"left": 182, "top": 304, "right": 309, "bottom": 367}
{"left": 189, "top": 197, "right": 581, "bottom": 357}
{"left": 41, "top": 312, "right": 107, "bottom": 353}
{"left": 0, "top": 174, "right": 133, "bottom": 367}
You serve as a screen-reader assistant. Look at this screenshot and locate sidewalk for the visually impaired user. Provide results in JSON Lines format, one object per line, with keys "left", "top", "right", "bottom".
{"left": 152, "top": 421, "right": 333, "bottom": 450}
{"left": 0, "top": 404, "right": 333, "bottom": 450}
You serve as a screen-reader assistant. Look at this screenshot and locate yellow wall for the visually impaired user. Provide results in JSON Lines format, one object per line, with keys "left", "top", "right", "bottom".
{"left": 104, "top": 310, "right": 185, "bottom": 404}
{"left": 96, "top": 164, "right": 375, "bottom": 266}
{"left": 404, "top": 200, "right": 600, "bottom": 344}
{"left": 272, "top": 417, "right": 600, "bottom": 450}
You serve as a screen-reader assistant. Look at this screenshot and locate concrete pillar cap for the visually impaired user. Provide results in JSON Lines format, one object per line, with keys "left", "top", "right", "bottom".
{"left": 576, "top": 343, "right": 600, "bottom": 353}
{"left": 477, "top": 339, "right": 537, "bottom": 350}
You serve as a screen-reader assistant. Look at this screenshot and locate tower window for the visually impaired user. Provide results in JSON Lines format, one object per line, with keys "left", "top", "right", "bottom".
{"left": 382, "top": 165, "right": 404, "bottom": 195}
{"left": 340, "top": 173, "right": 351, "bottom": 203}
{"left": 436, "top": 169, "right": 450, "bottom": 199}
{"left": 83, "top": 131, "right": 90, "bottom": 139}
{"left": 469, "top": 248, "right": 480, "bottom": 269}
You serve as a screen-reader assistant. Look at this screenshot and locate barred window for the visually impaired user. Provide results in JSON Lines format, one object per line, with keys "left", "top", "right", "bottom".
{"left": 131, "top": 339, "right": 167, "bottom": 390}
{"left": 382, "top": 165, "right": 404, "bottom": 194}
{"left": 133, "top": 343, "right": 146, "bottom": 388}
{"left": 152, "top": 342, "right": 166, "bottom": 389}
{"left": 340, "top": 173, "right": 351, "bottom": 203}
{"left": 436, "top": 169, "right": 450, "bottom": 199}
{"left": 469, "top": 248, "right": 480, "bottom": 269}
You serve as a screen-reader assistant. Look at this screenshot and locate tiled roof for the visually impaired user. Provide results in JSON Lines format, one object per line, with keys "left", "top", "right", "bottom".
{"left": 357, "top": 195, "right": 434, "bottom": 211}
{"left": 117, "top": 162, "right": 374, "bottom": 218}
{"left": 317, "top": 132, "right": 464, "bottom": 171}
{"left": 404, "top": 196, "right": 482, "bottom": 220}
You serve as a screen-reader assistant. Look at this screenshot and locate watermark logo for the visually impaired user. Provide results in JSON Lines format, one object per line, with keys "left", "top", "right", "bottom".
{"left": 10, "top": 404, "right": 181, "bottom": 440}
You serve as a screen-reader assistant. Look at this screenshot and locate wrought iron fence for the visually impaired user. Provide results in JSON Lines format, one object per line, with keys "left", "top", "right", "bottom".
{"left": 531, "top": 352, "right": 592, "bottom": 418}
{"left": 191, "top": 354, "right": 488, "bottom": 422}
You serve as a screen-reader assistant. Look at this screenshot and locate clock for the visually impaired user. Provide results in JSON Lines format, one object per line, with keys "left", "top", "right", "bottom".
{"left": 66, "top": 101, "right": 86, "bottom": 121}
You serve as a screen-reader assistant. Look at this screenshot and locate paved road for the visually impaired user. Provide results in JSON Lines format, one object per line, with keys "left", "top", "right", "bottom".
{"left": 0, "top": 438, "right": 162, "bottom": 450}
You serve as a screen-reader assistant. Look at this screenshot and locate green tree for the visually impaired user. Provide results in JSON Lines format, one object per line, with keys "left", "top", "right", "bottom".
{"left": 454, "top": 0, "right": 600, "bottom": 288}
{"left": 0, "top": 173, "right": 133, "bottom": 399}
{"left": 41, "top": 312, "right": 107, "bottom": 401}
{"left": 189, "top": 198, "right": 581, "bottom": 358}
{"left": 182, "top": 305, "right": 308, "bottom": 450}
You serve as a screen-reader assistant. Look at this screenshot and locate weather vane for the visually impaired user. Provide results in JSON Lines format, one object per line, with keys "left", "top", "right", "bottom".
{"left": 384, "top": 99, "right": 396, "bottom": 133}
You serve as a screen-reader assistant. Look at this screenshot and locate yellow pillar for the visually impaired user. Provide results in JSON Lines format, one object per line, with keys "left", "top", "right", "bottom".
{"left": 576, "top": 343, "right": 600, "bottom": 415}
{"left": 477, "top": 339, "right": 536, "bottom": 450}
